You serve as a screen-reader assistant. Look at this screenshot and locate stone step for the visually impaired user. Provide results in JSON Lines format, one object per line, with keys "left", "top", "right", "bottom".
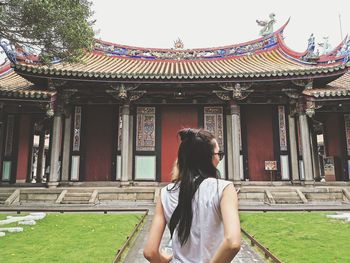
{"left": 21, "top": 193, "right": 58, "bottom": 201}
{"left": 61, "top": 200, "right": 90, "bottom": 204}
{"left": 0, "top": 190, "right": 15, "bottom": 194}
{"left": 61, "top": 189, "right": 98, "bottom": 193}
{"left": 271, "top": 192, "right": 300, "bottom": 198}
{"left": 238, "top": 192, "right": 266, "bottom": 203}
{"left": 270, "top": 192, "right": 302, "bottom": 204}
{"left": 65, "top": 192, "right": 92, "bottom": 197}
{"left": 0, "top": 193, "right": 10, "bottom": 201}
{"left": 63, "top": 196, "right": 91, "bottom": 201}
{"left": 304, "top": 192, "right": 343, "bottom": 201}
{"left": 99, "top": 193, "right": 154, "bottom": 201}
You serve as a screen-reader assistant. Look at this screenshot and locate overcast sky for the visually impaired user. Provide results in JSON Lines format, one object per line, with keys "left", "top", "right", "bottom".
{"left": 1, "top": 0, "right": 350, "bottom": 63}
{"left": 92, "top": 0, "right": 350, "bottom": 52}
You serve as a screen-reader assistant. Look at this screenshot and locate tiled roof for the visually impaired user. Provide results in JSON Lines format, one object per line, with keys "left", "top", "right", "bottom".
{"left": 14, "top": 47, "right": 348, "bottom": 81}
{"left": 303, "top": 72, "right": 350, "bottom": 98}
{"left": 12, "top": 21, "right": 349, "bottom": 82}
{"left": 0, "top": 64, "right": 54, "bottom": 100}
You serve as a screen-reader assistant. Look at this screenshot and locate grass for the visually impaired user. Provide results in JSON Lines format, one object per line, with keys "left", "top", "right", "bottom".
{"left": 0, "top": 212, "right": 143, "bottom": 263}
{"left": 240, "top": 212, "right": 350, "bottom": 263}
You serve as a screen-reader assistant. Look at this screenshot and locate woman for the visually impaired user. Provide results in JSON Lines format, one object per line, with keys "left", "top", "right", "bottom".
{"left": 144, "top": 128, "right": 241, "bottom": 263}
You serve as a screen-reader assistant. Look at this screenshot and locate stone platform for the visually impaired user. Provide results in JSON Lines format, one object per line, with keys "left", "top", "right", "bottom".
{"left": 0, "top": 182, "right": 350, "bottom": 207}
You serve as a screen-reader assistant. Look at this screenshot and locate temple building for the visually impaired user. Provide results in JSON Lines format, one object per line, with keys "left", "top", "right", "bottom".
{"left": 0, "top": 20, "right": 350, "bottom": 188}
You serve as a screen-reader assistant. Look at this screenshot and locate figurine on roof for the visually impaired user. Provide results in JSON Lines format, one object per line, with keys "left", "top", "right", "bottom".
{"left": 256, "top": 13, "right": 276, "bottom": 37}
{"left": 337, "top": 38, "right": 350, "bottom": 57}
{"left": 318, "top": 36, "right": 332, "bottom": 55}
{"left": 174, "top": 38, "right": 184, "bottom": 49}
{"left": 302, "top": 33, "right": 319, "bottom": 62}
{"left": 0, "top": 39, "right": 16, "bottom": 64}
{"left": 307, "top": 34, "right": 316, "bottom": 53}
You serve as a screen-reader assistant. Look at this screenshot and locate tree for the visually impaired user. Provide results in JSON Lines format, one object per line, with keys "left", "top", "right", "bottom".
{"left": 0, "top": 0, "right": 95, "bottom": 63}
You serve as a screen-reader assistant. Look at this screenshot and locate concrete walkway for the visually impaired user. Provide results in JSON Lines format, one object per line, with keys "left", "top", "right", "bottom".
{"left": 124, "top": 215, "right": 266, "bottom": 263}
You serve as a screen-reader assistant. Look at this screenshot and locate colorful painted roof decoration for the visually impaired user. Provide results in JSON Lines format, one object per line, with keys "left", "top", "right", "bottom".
{"left": 304, "top": 71, "right": 350, "bottom": 98}
{"left": 9, "top": 19, "right": 350, "bottom": 81}
{"left": 0, "top": 63, "right": 54, "bottom": 100}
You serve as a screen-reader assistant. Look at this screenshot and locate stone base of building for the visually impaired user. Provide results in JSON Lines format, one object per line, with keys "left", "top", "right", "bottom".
{"left": 46, "top": 182, "right": 59, "bottom": 188}
{"left": 1, "top": 183, "right": 349, "bottom": 206}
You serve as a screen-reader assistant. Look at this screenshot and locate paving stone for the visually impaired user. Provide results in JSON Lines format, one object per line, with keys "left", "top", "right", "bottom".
{"left": 124, "top": 215, "right": 266, "bottom": 263}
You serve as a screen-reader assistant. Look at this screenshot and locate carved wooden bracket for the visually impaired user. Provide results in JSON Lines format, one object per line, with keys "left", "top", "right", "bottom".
{"left": 47, "top": 78, "right": 67, "bottom": 90}
{"left": 214, "top": 83, "right": 253, "bottom": 101}
{"left": 106, "top": 83, "right": 145, "bottom": 102}
{"left": 291, "top": 79, "right": 313, "bottom": 90}
{"left": 282, "top": 88, "right": 300, "bottom": 99}
{"left": 213, "top": 91, "right": 231, "bottom": 101}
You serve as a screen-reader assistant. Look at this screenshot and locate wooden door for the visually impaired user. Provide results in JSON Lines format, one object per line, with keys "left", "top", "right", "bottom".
{"left": 161, "top": 106, "right": 198, "bottom": 182}
{"left": 244, "top": 105, "right": 275, "bottom": 181}
{"left": 83, "top": 105, "right": 114, "bottom": 181}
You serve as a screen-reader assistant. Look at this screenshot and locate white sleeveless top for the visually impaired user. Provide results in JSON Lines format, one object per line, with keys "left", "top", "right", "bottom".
{"left": 161, "top": 177, "right": 233, "bottom": 263}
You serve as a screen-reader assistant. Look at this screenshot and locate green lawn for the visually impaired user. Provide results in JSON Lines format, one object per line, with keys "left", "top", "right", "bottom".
{"left": 0, "top": 213, "right": 143, "bottom": 263}
{"left": 240, "top": 212, "right": 350, "bottom": 263}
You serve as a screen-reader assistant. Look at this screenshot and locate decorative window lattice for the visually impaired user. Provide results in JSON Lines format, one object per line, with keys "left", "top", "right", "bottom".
{"left": 136, "top": 107, "right": 156, "bottom": 151}
{"left": 204, "top": 107, "right": 224, "bottom": 149}
{"left": 72, "top": 106, "right": 82, "bottom": 152}
{"left": 345, "top": 114, "right": 350, "bottom": 156}
{"left": 278, "top": 106, "right": 288, "bottom": 151}
{"left": 117, "top": 107, "right": 122, "bottom": 151}
{"left": 4, "top": 115, "right": 14, "bottom": 157}
{"left": 237, "top": 107, "right": 242, "bottom": 151}
{"left": 297, "top": 119, "right": 303, "bottom": 156}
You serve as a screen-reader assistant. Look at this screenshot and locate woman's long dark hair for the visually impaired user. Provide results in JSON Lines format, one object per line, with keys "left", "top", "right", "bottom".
{"left": 169, "top": 128, "right": 219, "bottom": 246}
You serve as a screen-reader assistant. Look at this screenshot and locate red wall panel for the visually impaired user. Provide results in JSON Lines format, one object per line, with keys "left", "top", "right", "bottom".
{"left": 322, "top": 113, "right": 345, "bottom": 180}
{"left": 161, "top": 106, "right": 198, "bottom": 182}
{"left": 16, "top": 115, "right": 32, "bottom": 182}
{"left": 244, "top": 105, "right": 275, "bottom": 181}
{"left": 83, "top": 105, "right": 114, "bottom": 181}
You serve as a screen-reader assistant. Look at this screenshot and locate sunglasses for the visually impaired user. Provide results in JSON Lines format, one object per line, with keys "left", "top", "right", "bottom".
{"left": 214, "top": 151, "right": 225, "bottom": 161}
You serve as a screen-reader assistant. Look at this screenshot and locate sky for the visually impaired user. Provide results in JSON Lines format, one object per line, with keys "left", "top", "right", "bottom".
{"left": 1, "top": 0, "right": 350, "bottom": 63}
{"left": 91, "top": 0, "right": 350, "bottom": 52}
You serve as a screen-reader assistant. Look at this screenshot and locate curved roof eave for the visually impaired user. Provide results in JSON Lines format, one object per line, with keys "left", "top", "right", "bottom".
{"left": 318, "top": 35, "right": 349, "bottom": 62}
{"left": 0, "top": 63, "right": 54, "bottom": 100}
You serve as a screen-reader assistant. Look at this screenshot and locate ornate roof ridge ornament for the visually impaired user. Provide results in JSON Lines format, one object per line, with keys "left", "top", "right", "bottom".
{"left": 336, "top": 37, "right": 350, "bottom": 63}
{"left": 0, "top": 39, "right": 17, "bottom": 64}
{"left": 174, "top": 38, "right": 184, "bottom": 50}
{"left": 318, "top": 36, "right": 332, "bottom": 55}
{"left": 256, "top": 13, "right": 276, "bottom": 37}
{"left": 93, "top": 33, "right": 278, "bottom": 61}
{"left": 302, "top": 34, "right": 320, "bottom": 62}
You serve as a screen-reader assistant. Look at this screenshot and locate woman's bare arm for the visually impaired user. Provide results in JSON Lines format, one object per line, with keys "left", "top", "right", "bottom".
{"left": 143, "top": 197, "right": 172, "bottom": 263}
{"left": 210, "top": 184, "right": 241, "bottom": 263}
